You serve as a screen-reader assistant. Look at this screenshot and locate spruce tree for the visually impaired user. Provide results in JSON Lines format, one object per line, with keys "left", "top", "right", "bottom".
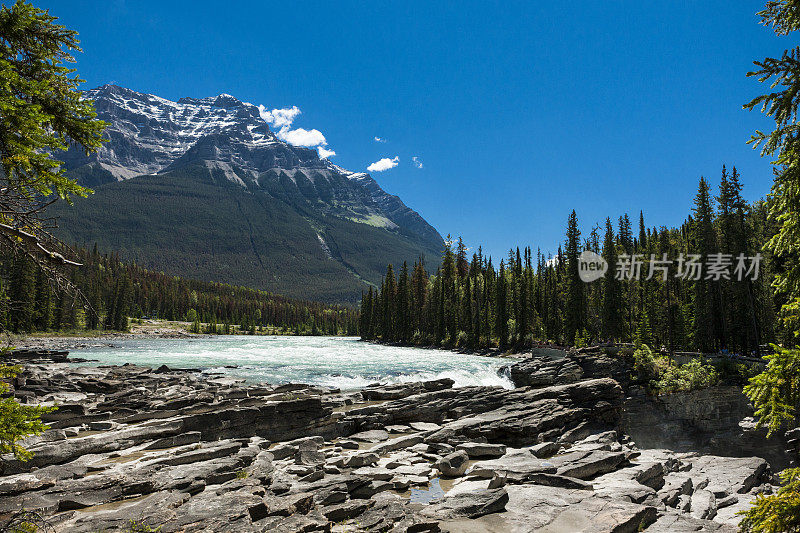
{"left": 564, "top": 210, "right": 584, "bottom": 345}
{"left": 496, "top": 261, "right": 509, "bottom": 348}
{"left": 601, "top": 218, "right": 623, "bottom": 340}
{"left": 9, "top": 255, "right": 35, "bottom": 332}
{"left": 691, "top": 177, "right": 719, "bottom": 352}
{"left": 397, "top": 262, "right": 412, "bottom": 343}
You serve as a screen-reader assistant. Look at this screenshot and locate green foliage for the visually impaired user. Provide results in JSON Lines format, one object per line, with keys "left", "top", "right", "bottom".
{"left": 124, "top": 518, "right": 162, "bottom": 533}
{"left": 738, "top": 467, "right": 800, "bottom": 533}
{"left": 575, "top": 328, "right": 591, "bottom": 348}
{"left": 364, "top": 168, "right": 775, "bottom": 354}
{"left": 632, "top": 344, "right": 667, "bottom": 382}
{"left": 744, "top": 345, "right": 800, "bottom": 436}
{"left": 632, "top": 344, "right": 719, "bottom": 394}
{"left": 653, "top": 358, "right": 719, "bottom": 394}
{"left": 0, "top": 364, "right": 55, "bottom": 463}
{"left": 0, "top": 247, "right": 359, "bottom": 336}
{"left": 0, "top": 0, "right": 106, "bottom": 200}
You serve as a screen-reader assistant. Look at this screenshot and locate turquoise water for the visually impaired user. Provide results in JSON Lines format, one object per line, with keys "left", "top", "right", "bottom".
{"left": 69, "top": 336, "right": 515, "bottom": 390}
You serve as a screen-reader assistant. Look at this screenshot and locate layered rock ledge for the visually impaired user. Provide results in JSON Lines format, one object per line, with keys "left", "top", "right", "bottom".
{"left": 0, "top": 350, "right": 783, "bottom": 532}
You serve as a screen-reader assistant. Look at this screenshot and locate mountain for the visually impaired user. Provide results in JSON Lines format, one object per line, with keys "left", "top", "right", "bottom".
{"left": 49, "top": 85, "right": 443, "bottom": 303}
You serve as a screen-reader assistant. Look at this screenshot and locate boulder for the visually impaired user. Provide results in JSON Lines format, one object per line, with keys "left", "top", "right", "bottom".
{"left": 436, "top": 451, "right": 470, "bottom": 477}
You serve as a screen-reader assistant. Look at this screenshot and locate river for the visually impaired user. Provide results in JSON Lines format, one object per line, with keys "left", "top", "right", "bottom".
{"left": 69, "top": 335, "right": 515, "bottom": 390}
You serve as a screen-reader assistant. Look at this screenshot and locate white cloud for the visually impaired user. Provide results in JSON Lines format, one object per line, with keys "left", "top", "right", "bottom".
{"left": 412, "top": 156, "right": 423, "bottom": 169}
{"left": 318, "top": 146, "right": 336, "bottom": 159}
{"left": 374, "top": 136, "right": 387, "bottom": 143}
{"left": 258, "top": 105, "right": 301, "bottom": 128}
{"left": 277, "top": 127, "right": 327, "bottom": 148}
{"left": 367, "top": 156, "right": 399, "bottom": 172}
{"left": 257, "top": 103, "right": 330, "bottom": 151}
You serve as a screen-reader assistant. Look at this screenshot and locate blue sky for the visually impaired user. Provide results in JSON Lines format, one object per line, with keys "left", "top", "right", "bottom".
{"left": 40, "top": 1, "right": 788, "bottom": 260}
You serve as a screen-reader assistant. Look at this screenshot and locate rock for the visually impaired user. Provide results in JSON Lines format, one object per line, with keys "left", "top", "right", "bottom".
{"left": 259, "top": 492, "right": 315, "bottom": 517}
{"left": 350, "top": 480, "right": 394, "bottom": 499}
{"left": 456, "top": 442, "right": 506, "bottom": 458}
{"left": 422, "top": 488, "right": 509, "bottom": 519}
{"left": 467, "top": 448, "right": 558, "bottom": 483}
{"left": 295, "top": 449, "right": 325, "bottom": 466}
{"left": 509, "top": 355, "right": 584, "bottom": 387}
{"left": 551, "top": 450, "right": 628, "bottom": 480}
{"left": 436, "top": 450, "right": 470, "bottom": 477}
{"left": 690, "top": 489, "right": 717, "bottom": 520}
{"left": 646, "top": 512, "right": 736, "bottom": 532}
{"left": 322, "top": 499, "right": 374, "bottom": 521}
{"left": 488, "top": 472, "right": 507, "bottom": 489}
{"left": 529, "top": 441, "right": 559, "bottom": 458}
{"left": 361, "top": 379, "right": 454, "bottom": 401}
{"left": 342, "top": 452, "right": 380, "bottom": 468}
{"left": 497, "top": 484, "right": 657, "bottom": 533}
{"left": 409, "top": 422, "right": 441, "bottom": 432}
{"left": 371, "top": 434, "right": 425, "bottom": 455}
{"left": 269, "top": 443, "right": 298, "bottom": 461}
{"left": 352, "top": 466, "right": 394, "bottom": 481}
{"left": 717, "top": 494, "right": 739, "bottom": 509}
{"left": 525, "top": 473, "right": 594, "bottom": 490}
{"left": 1, "top": 351, "right": 785, "bottom": 532}
{"left": 350, "top": 429, "right": 389, "bottom": 442}
{"left": 659, "top": 474, "right": 693, "bottom": 507}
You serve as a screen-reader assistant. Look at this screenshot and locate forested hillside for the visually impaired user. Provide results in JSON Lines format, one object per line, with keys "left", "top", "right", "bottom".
{"left": 0, "top": 247, "right": 359, "bottom": 335}
{"left": 363, "top": 166, "right": 778, "bottom": 353}
{"left": 48, "top": 85, "right": 444, "bottom": 304}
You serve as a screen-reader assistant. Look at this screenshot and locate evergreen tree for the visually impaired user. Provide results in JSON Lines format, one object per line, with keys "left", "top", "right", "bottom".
{"left": 397, "top": 262, "right": 412, "bottom": 343}
{"left": 9, "top": 255, "right": 35, "bottom": 332}
{"left": 564, "top": 210, "right": 584, "bottom": 345}
{"left": 601, "top": 218, "right": 623, "bottom": 340}
{"left": 381, "top": 265, "right": 397, "bottom": 340}
{"left": 496, "top": 261, "right": 509, "bottom": 348}
{"left": 691, "top": 177, "right": 720, "bottom": 351}
{"left": 32, "top": 268, "right": 52, "bottom": 331}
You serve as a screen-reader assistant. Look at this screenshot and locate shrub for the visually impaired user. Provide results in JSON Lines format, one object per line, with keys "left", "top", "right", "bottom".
{"left": 653, "top": 358, "right": 719, "bottom": 393}
{"left": 1, "top": 365, "right": 56, "bottom": 465}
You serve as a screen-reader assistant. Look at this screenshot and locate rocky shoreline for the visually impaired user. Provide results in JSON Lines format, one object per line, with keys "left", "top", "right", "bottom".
{"left": 0, "top": 348, "right": 788, "bottom": 532}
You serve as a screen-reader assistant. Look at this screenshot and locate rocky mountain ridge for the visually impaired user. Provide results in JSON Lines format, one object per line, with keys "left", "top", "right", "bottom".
{"left": 50, "top": 85, "right": 443, "bottom": 302}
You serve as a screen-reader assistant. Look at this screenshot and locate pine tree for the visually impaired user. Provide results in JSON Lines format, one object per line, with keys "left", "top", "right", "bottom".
{"left": 456, "top": 237, "right": 469, "bottom": 278}
{"left": 440, "top": 240, "right": 458, "bottom": 343}
{"left": 564, "top": 210, "right": 584, "bottom": 345}
{"left": 638, "top": 211, "right": 647, "bottom": 251}
{"left": 381, "top": 264, "right": 397, "bottom": 341}
{"left": 690, "top": 177, "right": 719, "bottom": 351}
{"left": 496, "top": 261, "right": 509, "bottom": 349}
{"left": 9, "top": 256, "right": 35, "bottom": 332}
{"left": 32, "top": 268, "right": 52, "bottom": 331}
{"left": 397, "top": 262, "right": 412, "bottom": 343}
{"left": 601, "top": 218, "right": 623, "bottom": 340}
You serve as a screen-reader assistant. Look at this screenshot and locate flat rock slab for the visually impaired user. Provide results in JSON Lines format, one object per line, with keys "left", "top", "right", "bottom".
{"left": 549, "top": 450, "right": 628, "bottom": 480}
{"left": 498, "top": 484, "right": 657, "bottom": 533}
{"left": 422, "top": 488, "right": 509, "bottom": 519}
{"left": 457, "top": 442, "right": 507, "bottom": 458}
{"left": 686, "top": 455, "right": 769, "bottom": 497}
{"left": 468, "top": 448, "right": 558, "bottom": 482}
{"left": 409, "top": 422, "right": 442, "bottom": 432}
{"left": 350, "top": 429, "right": 390, "bottom": 442}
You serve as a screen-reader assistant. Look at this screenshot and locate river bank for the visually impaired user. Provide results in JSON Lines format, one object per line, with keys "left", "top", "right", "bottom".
{"left": 1, "top": 346, "right": 791, "bottom": 532}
